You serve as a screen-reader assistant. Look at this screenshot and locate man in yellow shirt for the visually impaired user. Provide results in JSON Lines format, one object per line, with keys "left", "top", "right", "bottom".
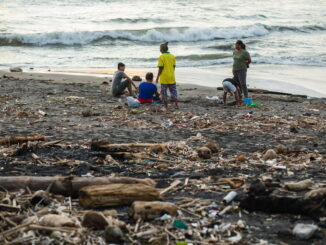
{"left": 155, "top": 42, "right": 179, "bottom": 110}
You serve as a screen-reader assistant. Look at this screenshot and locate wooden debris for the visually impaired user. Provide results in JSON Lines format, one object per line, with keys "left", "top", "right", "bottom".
{"left": 79, "top": 183, "right": 162, "bottom": 208}
{"left": 0, "top": 176, "right": 156, "bottom": 197}
{"left": 0, "top": 134, "right": 45, "bottom": 146}
{"left": 39, "top": 214, "right": 76, "bottom": 227}
{"left": 131, "top": 201, "right": 178, "bottom": 220}
{"left": 284, "top": 179, "right": 314, "bottom": 191}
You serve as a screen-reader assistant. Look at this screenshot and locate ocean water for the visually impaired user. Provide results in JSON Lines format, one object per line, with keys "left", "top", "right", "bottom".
{"left": 0, "top": 0, "right": 326, "bottom": 70}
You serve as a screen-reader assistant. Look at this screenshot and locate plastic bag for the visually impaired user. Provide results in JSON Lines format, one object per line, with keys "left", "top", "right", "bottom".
{"left": 126, "top": 96, "right": 140, "bottom": 108}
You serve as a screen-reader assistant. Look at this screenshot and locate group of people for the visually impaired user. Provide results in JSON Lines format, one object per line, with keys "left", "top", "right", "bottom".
{"left": 222, "top": 40, "right": 251, "bottom": 106}
{"left": 112, "top": 40, "right": 251, "bottom": 109}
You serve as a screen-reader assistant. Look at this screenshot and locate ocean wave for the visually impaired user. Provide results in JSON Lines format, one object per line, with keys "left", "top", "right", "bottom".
{"left": 0, "top": 25, "right": 270, "bottom": 46}
{"left": 109, "top": 17, "right": 169, "bottom": 23}
{"left": 1, "top": 23, "right": 324, "bottom": 46}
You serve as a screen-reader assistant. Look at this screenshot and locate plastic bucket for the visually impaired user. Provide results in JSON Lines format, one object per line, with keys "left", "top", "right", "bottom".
{"left": 244, "top": 97, "right": 252, "bottom": 105}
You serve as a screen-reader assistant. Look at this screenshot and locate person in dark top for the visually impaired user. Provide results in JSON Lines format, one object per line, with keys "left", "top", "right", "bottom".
{"left": 112, "top": 62, "right": 138, "bottom": 97}
{"left": 137, "top": 72, "right": 160, "bottom": 103}
{"left": 222, "top": 77, "right": 241, "bottom": 106}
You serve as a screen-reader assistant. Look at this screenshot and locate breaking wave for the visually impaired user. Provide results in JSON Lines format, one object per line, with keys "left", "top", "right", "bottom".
{"left": 1, "top": 24, "right": 324, "bottom": 46}
{"left": 0, "top": 25, "right": 270, "bottom": 46}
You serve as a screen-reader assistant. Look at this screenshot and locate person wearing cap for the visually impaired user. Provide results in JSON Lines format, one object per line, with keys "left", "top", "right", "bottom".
{"left": 137, "top": 72, "right": 160, "bottom": 103}
{"left": 155, "top": 42, "right": 178, "bottom": 110}
{"left": 222, "top": 77, "right": 241, "bottom": 106}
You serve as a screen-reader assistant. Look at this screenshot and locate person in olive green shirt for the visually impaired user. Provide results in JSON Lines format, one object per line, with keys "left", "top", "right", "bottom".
{"left": 232, "top": 40, "right": 251, "bottom": 99}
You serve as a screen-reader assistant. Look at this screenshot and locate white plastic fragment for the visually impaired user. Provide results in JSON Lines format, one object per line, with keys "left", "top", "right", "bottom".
{"left": 292, "top": 223, "right": 318, "bottom": 239}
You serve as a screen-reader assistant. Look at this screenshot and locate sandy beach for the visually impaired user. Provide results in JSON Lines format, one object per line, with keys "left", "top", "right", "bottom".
{"left": 0, "top": 70, "right": 325, "bottom": 244}
{"left": 19, "top": 64, "right": 325, "bottom": 98}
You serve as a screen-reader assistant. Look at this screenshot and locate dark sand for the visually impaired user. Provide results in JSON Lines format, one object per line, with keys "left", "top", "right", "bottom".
{"left": 0, "top": 71, "right": 325, "bottom": 244}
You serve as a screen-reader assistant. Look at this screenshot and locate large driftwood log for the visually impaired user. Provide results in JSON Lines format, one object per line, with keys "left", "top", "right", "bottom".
{"left": 0, "top": 176, "right": 156, "bottom": 197}
{"left": 0, "top": 134, "right": 45, "bottom": 146}
{"left": 131, "top": 201, "right": 178, "bottom": 220}
{"left": 79, "top": 184, "right": 162, "bottom": 208}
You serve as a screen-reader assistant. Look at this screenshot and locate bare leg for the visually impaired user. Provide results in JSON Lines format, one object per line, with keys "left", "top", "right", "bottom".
{"left": 127, "top": 81, "right": 134, "bottom": 97}
{"left": 163, "top": 100, "right": 168, "bottom": 111}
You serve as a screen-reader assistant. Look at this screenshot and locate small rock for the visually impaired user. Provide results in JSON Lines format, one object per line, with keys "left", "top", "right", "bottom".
{"left": 82, "top": 211, "right": 108, "bottom": 230}
{"left": 104, "top": 226, "right": 124, "bottom": 243}
{"left": 82, "top": 110, "right": 92, "bottom": 117}
{"left": 236, "top": 154, "right": 247, "bottom": 162}
{"left": 102, "top": 81, "right": 109, "bottom": 85}
{"left": 203, "top": 141, "right": 220, "bottom": 153}
{"left": 10, "top": 67, "right": 23, "bottom": 72}
{"left": 275, "top": 144, "right": 288, "bottom": 154}
{"left": 263, "top": 149, "right": 277, "bottom": 160}
{"left": 293, "top": 223, "right": 318, "bottom": 239}
{"left": 197, "top": 146, "right": 212, "bottom": 159}
{"left": 17, "top": 111, "right": 29, "bottom": 118}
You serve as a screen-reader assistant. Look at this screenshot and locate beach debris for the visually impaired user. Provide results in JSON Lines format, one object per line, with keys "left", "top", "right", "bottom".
{"left": 0, "top": 134, "right": 45, "bottom": 146}
{"left": 104, "top": 226, "right": 125, "bottom": 243}
{"left": 263, "top": 149, "right": 277, "bottom": 160}
{"left": 222, "top": 191, "right": 238, "bottom": 204}
{"left": 203, "top": 141, "right": 220, "bottom": 153}
{"left": 0, "top": 176, "right": 156, "bottom": 196}
{"left": 39, "top": 214, "right": 76, "bottom": 227}
{"left": 79, "top": 183, "right": 162, "bottom": 208}
{"left": 30, "top": 190, "right": 51, "bottom": 206}
{"left": 9, "top": 67, "right": 23, "bottom": 72}
{"left": 304, "top": 187, "right": 326, "bottom": 200}
{"left": 275, "top": 144, "right": 289, "bottom": 154}
{"left": 292, "top": 223, "right": 318, "bottom": 239}
{"left": 284, "top": 179, "right": 314, "bottom": 191}
{"left": 197, "top": 146, "right": 212, "bottom": 159}
{"left": 81, "top": 211, "right": 108, "bottom": 230}
{"left": 131, "top": 201, "right": 178, "bottom": 220}
{"left": 236, "top": 154, "right": 248, "bottom": 162}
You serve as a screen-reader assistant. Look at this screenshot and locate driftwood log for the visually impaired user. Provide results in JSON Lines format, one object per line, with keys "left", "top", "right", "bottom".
{"left": 0, "top": 134, "right": 45, "bottom": 146}
{"left": 131, "top": 201, "right": 178, "bottom": 220}
{"left": 0, "top": 176, "right": 156, "bottom": 197}
{"left": 79, "top": 184, "right": 162, "bottom": 208}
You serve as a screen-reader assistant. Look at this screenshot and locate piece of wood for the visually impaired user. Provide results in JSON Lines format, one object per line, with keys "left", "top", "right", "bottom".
{"left": 160, "top": 179, "right": 181, "bottom": 195}
{"left": 0, "top": 134, "right": 45, "bottom": 146}
{"left": 0, "top": 176, "right": 156, "bottom": 197}
{"left": 79, "top": 184, "right": 162, "bottom": 208}
{"left": 131, "top": 201, "right": 178, "bottom": 220}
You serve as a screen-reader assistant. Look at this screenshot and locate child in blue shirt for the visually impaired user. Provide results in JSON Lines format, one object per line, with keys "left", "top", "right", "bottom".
{"left": 137, "top": 72, "right": 160, "bottom": 103}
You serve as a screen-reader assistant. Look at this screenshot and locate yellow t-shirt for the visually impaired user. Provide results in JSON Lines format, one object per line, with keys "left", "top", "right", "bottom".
{"left": 157, "top": 52, "right": 176, "bottom": 84}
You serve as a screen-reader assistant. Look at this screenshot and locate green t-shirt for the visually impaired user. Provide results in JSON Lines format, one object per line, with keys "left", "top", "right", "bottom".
{"left": 233, "top": 49, "right": 250, "bottom": 71}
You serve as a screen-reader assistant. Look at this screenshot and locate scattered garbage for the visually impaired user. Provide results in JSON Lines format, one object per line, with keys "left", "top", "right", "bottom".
{"left": 293, "top": 223, "right": 318, "bottom": 239}
{"left": 0, "top": 74, "right": 325, "bottom": 244}
{"left": 126, "top": 96, "right": 140, "bottom": 108}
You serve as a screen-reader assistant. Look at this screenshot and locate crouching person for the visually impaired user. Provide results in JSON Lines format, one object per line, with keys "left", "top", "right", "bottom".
{"left": 222, "top": 78, "right": 241, "bottom": 106}
{"left": 112, "top": 62, "right": 138, "bottom": 97}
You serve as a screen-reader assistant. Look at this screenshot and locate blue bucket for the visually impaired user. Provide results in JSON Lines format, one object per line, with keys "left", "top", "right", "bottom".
{"left": 244, "top": 97, "right": 252, "bottom": 105}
